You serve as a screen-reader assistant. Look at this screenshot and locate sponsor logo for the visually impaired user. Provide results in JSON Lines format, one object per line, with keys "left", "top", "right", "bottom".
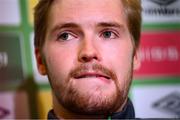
{"left": 150, "top": 0, "right": 177, "bottom": 6}
{"left": 152, "top": 92, "right": 180, "bottom": 117}
{"left": 134, "top": 32, "right": 180, "bottom": 77}
{"left": 143, "top": 0, "right": 180, "bottom": 16}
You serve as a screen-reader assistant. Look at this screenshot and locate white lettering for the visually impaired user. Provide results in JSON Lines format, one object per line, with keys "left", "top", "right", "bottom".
{"left": 140, "top": 46, "right": 179, "bottom": 62}
{"left": 0, "top": 52, "right": 8, "bottom": 69}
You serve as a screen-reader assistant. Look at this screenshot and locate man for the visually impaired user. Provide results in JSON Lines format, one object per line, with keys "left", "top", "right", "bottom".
{"left": 34, "top": 0, "right": 141, "bottom": 119}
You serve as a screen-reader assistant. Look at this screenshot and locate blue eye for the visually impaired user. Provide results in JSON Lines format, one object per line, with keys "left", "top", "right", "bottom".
{"left": 102, "top": 31, "right": 117, "bottom": 39}
{"left": 58, "top": 32, "right": 76, "bottom": 41}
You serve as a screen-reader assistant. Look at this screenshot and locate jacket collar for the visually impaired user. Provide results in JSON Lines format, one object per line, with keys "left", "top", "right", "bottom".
{"left": 47, "top": 98, "right": 135, "bottom": 119}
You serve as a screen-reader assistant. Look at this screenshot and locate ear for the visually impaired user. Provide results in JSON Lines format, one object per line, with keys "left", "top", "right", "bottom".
{"left": 133, "top": 49, "right": 141, "bottom": 70}
{"left": 35, "top": 48, "right": 47, "bottom": 75}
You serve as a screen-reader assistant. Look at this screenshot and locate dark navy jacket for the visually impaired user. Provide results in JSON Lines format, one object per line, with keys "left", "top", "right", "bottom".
{"left": 48, "top": 99, "right": 135, "bottom": 119}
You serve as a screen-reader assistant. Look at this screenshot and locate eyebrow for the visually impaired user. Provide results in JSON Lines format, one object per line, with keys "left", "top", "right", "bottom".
{"left": 97, "top": 22, "right": 124, "bottom": 28}
{"left": 50, "top": 21, "right": 126, "bottom": 35}
{"left": 50, "top": 23, "right": 80, "bottom": 34}
{"left": 97, "top": 22, "right": 127, "bottom": 33}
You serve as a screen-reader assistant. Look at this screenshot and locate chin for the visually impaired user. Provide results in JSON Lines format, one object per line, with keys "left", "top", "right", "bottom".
{"left": 57, "top": 84, "right": 123, "bottom": 115}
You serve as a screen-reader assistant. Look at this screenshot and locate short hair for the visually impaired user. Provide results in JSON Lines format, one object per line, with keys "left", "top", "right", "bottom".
{"left": 34, "top": 0, "right": 142, "bottom": 49}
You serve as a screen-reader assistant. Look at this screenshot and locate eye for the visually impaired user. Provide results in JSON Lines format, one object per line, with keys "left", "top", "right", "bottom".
{"left": 101, "top": 31, "right": 118, "bottom": 39}
{"left": 57, "top": 32, "right": 76, "bottom": 41}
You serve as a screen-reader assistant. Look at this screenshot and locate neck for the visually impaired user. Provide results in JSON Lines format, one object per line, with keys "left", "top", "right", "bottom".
{"left": 52, "top": 94, "right": 128, "bottom": 119}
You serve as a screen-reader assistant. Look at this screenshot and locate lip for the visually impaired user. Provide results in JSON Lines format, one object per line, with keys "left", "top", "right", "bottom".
{"left": 73, "top": 72, "right": 111, "bottom": 80}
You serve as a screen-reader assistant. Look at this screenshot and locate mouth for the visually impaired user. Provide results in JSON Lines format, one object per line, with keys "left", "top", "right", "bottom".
{"left": 73, "top": 72, "right": 111, "bottom": 80}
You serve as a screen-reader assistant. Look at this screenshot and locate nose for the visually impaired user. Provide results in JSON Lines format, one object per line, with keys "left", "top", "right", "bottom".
{"left": 78, "top": 39, "right": 101, "bottom": 63}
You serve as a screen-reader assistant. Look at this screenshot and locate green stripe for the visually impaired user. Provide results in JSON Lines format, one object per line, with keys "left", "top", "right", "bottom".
{"left": 107, "top": 116, "right": 111, "bottom": 120}
{"left": 142, "top": 23, "right": 180, "bottom": 30}
{"left": 132, "top": 77, "right": 180, "bottom": 86}
{"left": 20, "top": 0, "right": 34, "bottom": 77}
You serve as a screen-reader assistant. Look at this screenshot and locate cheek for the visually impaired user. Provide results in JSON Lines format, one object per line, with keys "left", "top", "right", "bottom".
{"left": 102, "top": 43, "right": 134, "bottom": 84}
{"left": 43, "top": 45, "right": 76, "bottom": 84}
{"left": 103, "top": 43, "right": 133, "bottom": 69}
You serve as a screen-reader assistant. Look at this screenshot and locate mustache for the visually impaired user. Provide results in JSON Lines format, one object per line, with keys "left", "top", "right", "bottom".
{"left": 69, "top": 63, "right": 117, "bottom": 81}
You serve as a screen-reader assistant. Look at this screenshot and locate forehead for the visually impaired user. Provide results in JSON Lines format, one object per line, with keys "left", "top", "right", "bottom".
{"left": 48, "top": 0, "right": 127, "bottom": 29}
{"left": 51, "top": 0, "right": 123, "bottom": 10}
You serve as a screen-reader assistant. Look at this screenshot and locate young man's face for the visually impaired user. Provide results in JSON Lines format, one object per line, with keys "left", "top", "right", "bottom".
{"left": 36, "top": 0, "right": 139, "bottom": 115}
